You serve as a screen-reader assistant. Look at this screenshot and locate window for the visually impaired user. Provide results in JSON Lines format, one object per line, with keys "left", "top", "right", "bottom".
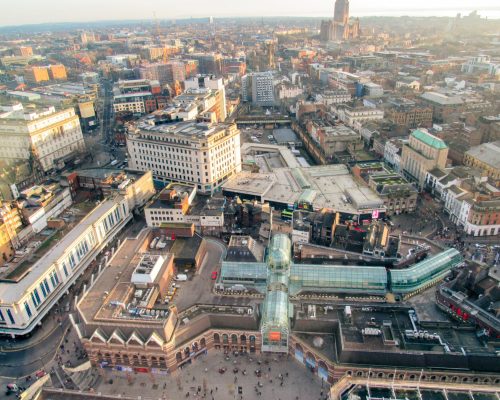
{"left": 0, "top": 309, "right": 4, "bottom": 322}
{"left": 50, "top": 271, "right": 59, "bottom": 287}
{"left": 42, "top": 279, "right": 50, "bottom": 294}
{"left": 24, "top": 302, "right": 32, "bottom": 318}
{"left": 6, "top": 309, "right": 15, "bottom": 325}
{"left": 31, "top": 289, "right": 41, "bottom": 307}
{"left": 40, "top": 282, "right": 47, "bottom": 298}
{"left": 62, "top": 262, "right": 69, "bottom": 277}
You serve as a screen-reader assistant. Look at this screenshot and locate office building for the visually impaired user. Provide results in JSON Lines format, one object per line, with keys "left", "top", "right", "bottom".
{"left": 222, "top": 58, "right": 247, "bottom": 76}
{"left": 401, "top": 129, "right": 449, "bottom": 190}
{"left": 461, "top": 55, "right": 500, "bottom": 77}
{"left": 127, "top": 120, "right": 241, "bottom": 194}
{"left": 463, "top": 141, "right": 500, "bottom": 183}
{"left": 241, "top": 72, "right": 275, "bottom": 107}
{"left": 0, "top": 174, "right": 154, "bottom": 337}
{"left": 385, "top": 99, "right": 433, "bottom": 132}
{"left": 0, "top": 103, "right": 86, "bottom": 172}
{"left": 113, "top": 79, "right": 162, "bottom": 114}
{"left": 140, "top": 62, "right": 186, "bottom": 85}
{"left": 223, "top": 164, "right": 385, "bottom": 221}
{"left": 184, "top": 75, "right": 227, "bottom": 121}
{"left": 186, "top": 53, "right": 222, "bottom": 75}
{"left": 0, "top": 199, "right": 128, "bottom": 336}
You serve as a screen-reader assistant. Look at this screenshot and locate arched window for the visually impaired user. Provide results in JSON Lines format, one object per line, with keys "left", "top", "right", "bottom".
{"left": 222, "top": 334, "right": 229, "bottom": 344}
{"left": 240, "top": 335, "right": 247, "bottom": 344}
{"left": 231, "top": 334, "right": 238, "bottom": 345}
{"left": 176, "top": 352, "right": 182, "bottom": 363}
{"left": 200, "top": 338, "right": 206, "bottom": 348}
{"left": 214, "top": 333, "right": 220, "bottom": 344}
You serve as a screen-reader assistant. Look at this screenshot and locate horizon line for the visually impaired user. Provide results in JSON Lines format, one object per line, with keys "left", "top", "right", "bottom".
{"left": 0, "top": 12, "right": 499, "bottom": 29}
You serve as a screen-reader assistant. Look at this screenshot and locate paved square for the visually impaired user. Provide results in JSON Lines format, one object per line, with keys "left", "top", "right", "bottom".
{"left": 93, "top": 351, "right": 328, "bottom": 400}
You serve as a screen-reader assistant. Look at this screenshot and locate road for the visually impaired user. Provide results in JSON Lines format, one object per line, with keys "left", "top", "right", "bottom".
{"left": 174, "top": 239, "right": 255, "bottom": 311}
{"left": 0, "top": 319, "right": 67, "bottom": 379}
{"left": 0, "top": 219, "right": 145, "bottom": 382}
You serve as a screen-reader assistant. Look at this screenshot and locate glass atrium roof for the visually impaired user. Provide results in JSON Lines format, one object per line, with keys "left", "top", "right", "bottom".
{"left": 267, "top": 234, "right": 292, "bottom": 270}
{"left": 261, "top": 289, "right": 290, "bottom": 330}
{"left": 220, "top": 262, "right": 267, "bottom": 280}
{"left": 289, "top": 264, "right": 388, "bottom": 295}
{"left": 390, "top": 248, "right": 462, "bottom": 293}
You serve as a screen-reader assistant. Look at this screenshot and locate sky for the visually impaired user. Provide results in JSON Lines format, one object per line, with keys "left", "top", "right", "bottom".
{"left": 1, "top": 0, "right": 499, "bottom": 26}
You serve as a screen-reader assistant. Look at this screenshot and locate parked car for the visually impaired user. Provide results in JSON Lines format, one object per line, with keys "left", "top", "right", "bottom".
{"left": 211, "top": 271, "right": 218, "bottom": 280}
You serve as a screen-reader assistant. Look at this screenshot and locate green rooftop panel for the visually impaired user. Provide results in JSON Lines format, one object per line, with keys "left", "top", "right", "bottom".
{"left": 411, "top": 129, "right": 448, "bottom": 150}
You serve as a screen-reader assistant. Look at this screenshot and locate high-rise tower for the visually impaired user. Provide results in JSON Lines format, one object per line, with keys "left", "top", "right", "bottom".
{"left": 320, "top": 0, "right": 359, "bottom": 41}
{"left": 334, "top": 0, "right": 349, "bottom": 25}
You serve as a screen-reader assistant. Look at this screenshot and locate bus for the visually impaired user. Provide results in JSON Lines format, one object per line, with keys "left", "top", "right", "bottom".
{"left": 281, "top": 209, "right": 293, "bottom": 221}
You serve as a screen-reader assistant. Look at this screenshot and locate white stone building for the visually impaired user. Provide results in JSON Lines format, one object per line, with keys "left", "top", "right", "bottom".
{"left": 0, "top": 103, "right": 85, "bottom": 172}
{"left": 127, "top": 121, "right": 241, "bottom": 194}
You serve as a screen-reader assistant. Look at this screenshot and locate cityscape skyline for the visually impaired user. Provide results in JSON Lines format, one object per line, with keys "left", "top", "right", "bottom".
{"left": 1, "top": 0, "right": 499, "bottom": 27}
{"left": 0, "top": 0, "right": 500, "bottom": 397}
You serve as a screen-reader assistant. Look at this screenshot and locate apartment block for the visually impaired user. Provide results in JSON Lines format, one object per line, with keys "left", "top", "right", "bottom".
{"left": 24, "top": 66, "right": 50, "bottom": 84}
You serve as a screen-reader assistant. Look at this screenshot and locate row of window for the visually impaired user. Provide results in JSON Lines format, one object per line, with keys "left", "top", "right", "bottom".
{"left": 0, "top": 309, "right": 16, "bottom": 325}
{"left": 22, "top": 268, "right": 62, "bottom": 322}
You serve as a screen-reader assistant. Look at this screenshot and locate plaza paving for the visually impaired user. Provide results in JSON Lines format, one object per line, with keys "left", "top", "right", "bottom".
{"left": 93, "top": 351, "right": 328, "bottom": 400}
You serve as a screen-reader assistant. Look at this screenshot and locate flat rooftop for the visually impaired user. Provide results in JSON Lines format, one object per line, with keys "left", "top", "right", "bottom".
{"left": 132, "top": 120, "right": 231, "bottom": 139}
{"left": 77, "top": 229, "right": 172, "bottom": 327}
{"left": 295, "top": 304, "right": 498, "bottom": 361}
{"left": 223, "top": 165, "right": 384, "bottom": 214}
{"left": 241, "top": 143, "right": 301, "bottom": 171}
{"left": 0, "top": 200, "right": 113, "bottom": 303}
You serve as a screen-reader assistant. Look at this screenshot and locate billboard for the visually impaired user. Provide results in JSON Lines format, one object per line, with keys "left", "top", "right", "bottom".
{"left": 268, "top": 331, "right": 281, "bottom": 341}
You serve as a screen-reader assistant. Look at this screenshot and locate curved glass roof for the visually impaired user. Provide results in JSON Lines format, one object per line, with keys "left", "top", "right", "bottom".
{"left": 390, "top": 248, "right": 462, "bottom": 293}
{"left": 289, "top": 264, "right": 388, "bottom": 295}
{"left": 267, "top": 234, "right": 291, "bottom": 270}
{"left": 261, "top": 289, "right": 289, "bottom": 330}
{"left": 220, "top": 262, "right": 267, "bottom": 280}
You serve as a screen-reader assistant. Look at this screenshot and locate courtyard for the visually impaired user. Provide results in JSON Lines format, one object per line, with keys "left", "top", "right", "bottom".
{"left": 92, "top": 350, "right": 327, "bottom": 400}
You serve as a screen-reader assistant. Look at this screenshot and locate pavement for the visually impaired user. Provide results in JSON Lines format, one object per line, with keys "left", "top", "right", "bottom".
{"left": 93, "top": 351, "right": 327, "bottom": 400}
